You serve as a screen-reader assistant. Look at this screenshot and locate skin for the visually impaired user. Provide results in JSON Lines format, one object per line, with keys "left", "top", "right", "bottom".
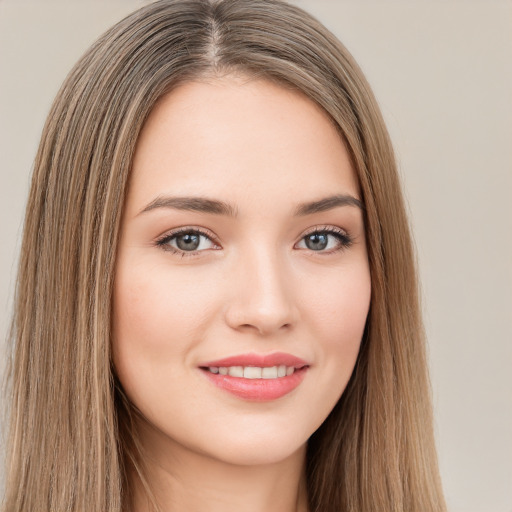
{"left": 112, "top": 75, "right": 371, "bottom": 512}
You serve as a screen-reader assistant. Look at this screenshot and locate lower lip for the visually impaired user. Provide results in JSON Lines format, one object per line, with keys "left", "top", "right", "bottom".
{"left": 200, "top": 367, "right": 308, "bottom": 401}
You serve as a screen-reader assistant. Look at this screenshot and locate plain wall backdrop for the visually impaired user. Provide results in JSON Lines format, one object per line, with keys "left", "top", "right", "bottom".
{"left": 1, "top": 1, "right": 511, "bottom": 511}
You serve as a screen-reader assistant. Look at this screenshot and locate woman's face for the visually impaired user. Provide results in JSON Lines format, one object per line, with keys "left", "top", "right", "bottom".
{"left": 113, "top": 76, "right": 371, "bottom": 466}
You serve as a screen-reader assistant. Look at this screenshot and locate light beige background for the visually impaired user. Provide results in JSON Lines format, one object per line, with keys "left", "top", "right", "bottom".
{"left": 1, "top": 1, "right": 511, "bottom": 511}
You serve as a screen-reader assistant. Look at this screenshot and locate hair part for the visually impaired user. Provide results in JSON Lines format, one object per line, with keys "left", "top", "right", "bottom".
{"left": 3, "top": 1, "right": 446, "bottom": 511}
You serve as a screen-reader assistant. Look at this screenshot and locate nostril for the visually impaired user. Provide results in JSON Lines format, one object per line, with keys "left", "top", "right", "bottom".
{"left": 236, "top": 321, "right": 293, "bottom": 336}
{"left": 223, "top": 280, "right": 299, "bottom": 335}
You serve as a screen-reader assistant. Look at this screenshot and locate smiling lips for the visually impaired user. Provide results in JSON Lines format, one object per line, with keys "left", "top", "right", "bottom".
{"left": 199, "top": 352, "right": 309, "bottom": 401}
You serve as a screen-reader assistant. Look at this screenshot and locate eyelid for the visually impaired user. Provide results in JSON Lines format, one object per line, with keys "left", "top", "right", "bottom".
{"left": 155, "top": 226, "right": 221, "bottom": 255}
{"left": 295, "top": 225, "right": 353, "bottom": 252}
{"left": 155, "top": 225, "right": 218, "bottom": 242}
{"left": 154, "top": 224, "right": 352, "bottom": 256}
{"left": 300, "top": 225, "right": 349, "bottom": 238}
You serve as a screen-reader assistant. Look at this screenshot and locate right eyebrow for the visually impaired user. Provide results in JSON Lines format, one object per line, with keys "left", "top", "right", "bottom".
{"left": 138, "top": 196, "right": 238, "bottom": 217}
{"left": 294, "top": 194, "right": 364, "bottom": 216}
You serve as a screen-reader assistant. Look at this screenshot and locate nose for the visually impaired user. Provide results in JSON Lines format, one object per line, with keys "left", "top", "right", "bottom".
{"left": 224, "top": 247, "right": 298, "bottom": 336}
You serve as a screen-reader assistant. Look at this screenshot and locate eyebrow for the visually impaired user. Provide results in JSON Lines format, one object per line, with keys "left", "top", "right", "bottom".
{"left": 139, "top": 196, "right": 238, "bottom": 217}
{"left": 138, "top": 193, "right": 363, "bottom": 217}
{"left": 294, "top": 194, "right": 364, "bottom": 216}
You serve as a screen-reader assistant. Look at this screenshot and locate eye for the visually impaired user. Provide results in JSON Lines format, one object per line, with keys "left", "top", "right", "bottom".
{"left": 295, "top": 227, "right": 352, "bottom": 253}
{"left": 156, "top": 228, "right": 219, "bottom": 255}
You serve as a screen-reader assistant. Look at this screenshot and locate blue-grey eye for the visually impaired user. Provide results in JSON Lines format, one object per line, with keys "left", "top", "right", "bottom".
{"left": 159, "top": 230, "right": 216, "bottom": 252}
{"left": 305, "top": 233, "right": 329, "bottom": 251}
{"left": 296, "top": 229, "right": 351, "bottom": 252}
{"left": 175, "top": 233, "right": 201, "bottom": 251}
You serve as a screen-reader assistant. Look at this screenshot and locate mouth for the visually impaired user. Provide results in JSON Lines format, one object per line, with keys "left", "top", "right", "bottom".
{"left": 198, "top": 352, "right": 310, "bottom": 401}
{"left": 202, "top": 364, "right": 299, "bottom": 378}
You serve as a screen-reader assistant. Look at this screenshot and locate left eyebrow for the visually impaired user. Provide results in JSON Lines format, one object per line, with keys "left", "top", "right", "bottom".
{"left": 138, "top": 196, "right": 238, "bottom": 217}
{"left": 294, "top": 194, "right": 364, "bottom": 216}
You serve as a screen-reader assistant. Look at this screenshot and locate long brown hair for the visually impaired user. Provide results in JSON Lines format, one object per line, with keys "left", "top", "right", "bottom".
{"left": 2, "top": 1, "right": 446, "bottom": 510}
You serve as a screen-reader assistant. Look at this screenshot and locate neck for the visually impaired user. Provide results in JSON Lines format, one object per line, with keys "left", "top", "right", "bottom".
{"left": 128, "top": 418, "right": 309, "bottom": 512}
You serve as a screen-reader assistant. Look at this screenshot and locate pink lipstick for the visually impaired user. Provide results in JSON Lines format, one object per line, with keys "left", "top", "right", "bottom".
{"left": 199, "top": 352, "right": 309, "bottom": 401}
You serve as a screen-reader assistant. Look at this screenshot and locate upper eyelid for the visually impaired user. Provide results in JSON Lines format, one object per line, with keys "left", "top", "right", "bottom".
{"left": 155, "top": 228, "right": 220, "bottom": 257}
{"left": 155, "top": 224, "right": 352, "bottom": 249}
{"left": 296, "top": 225, "right": 353, "bottom": 246}
{"left": 298, "top": 225, "right": 350, "bottom": 239}
{"left": 156, "top": 226, "right": 218, "bottom": 243}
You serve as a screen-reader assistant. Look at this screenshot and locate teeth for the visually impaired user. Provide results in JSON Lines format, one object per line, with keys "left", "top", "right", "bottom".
{"left": 208, "top": 365, "right": 297, "bottom": 379}
{"left": 228, "top": 366, "right": 244, "bottom": 378}
{"left": 261, "top": 366, "right": 277, "bottom": 379}
{"left": 244, "top": 366, "right": 262, "bottom": 379}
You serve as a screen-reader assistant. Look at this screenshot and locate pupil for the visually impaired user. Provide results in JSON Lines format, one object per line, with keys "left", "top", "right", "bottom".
{"left": 306, "top": 233, "right": 328, "bottom": 251}
{"left": 176, "top": 233, "right": 200, "bottom": 251}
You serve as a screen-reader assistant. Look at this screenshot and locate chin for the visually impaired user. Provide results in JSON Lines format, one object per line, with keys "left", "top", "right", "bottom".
{"left": 205, "top": 436, "right": 307, "bottom": 467}
{"left": 188, "top": 417, "right": 314, "bottom": 467}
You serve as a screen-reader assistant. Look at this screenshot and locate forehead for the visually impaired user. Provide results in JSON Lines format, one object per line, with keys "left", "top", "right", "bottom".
{"left": 127, "top": 76, "right": 359, "bottom": 215}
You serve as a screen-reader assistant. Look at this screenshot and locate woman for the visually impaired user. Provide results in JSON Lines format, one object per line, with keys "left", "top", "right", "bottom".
{"left": 2, "top": 0, "right": 447, "bottom": 511}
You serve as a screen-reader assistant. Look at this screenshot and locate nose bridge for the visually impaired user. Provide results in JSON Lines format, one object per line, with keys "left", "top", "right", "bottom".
{"left": 225, "top": 240, "right": 297, "bottom": 335}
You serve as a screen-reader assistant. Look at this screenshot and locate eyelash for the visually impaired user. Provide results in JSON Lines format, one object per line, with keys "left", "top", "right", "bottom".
{"left": 155, "top": 225, "right": 353, "bottom": 257}
{"left": 299, "top": 226, "right": 353, "bottom": 253}
{"left": 155, "top": 227, "right": 219, "bottom": 257}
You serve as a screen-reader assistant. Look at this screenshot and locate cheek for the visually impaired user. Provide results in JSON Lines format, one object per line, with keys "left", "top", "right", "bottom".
{"left": 306, "top": 262, "right": 371, "bottom": 345}
{"left": 114, "top": 257, "right": 216, "bottom": 341}
{"left": 111, "top": 260, "right": 216, "bottom": 402}
{"left": 113, "top": 275, "right": 178, "bottom": 361}
{"left": 300, "top": 261, "right": 371, "bottom": 395}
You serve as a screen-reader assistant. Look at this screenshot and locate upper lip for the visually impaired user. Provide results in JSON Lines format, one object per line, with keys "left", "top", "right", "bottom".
{"left": 200, "top": 352, "right": 309, "bottom": 369}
